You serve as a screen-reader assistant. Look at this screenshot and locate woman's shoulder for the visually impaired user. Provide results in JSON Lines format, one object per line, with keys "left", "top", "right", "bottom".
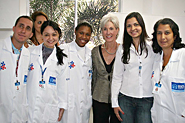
{"left": 92, "top": 44, "right": 101, "bottom": 53}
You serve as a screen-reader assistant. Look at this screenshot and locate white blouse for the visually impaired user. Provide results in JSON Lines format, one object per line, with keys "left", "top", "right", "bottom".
{"left": 111, "top": 41, "right": 155, "bottom": 107}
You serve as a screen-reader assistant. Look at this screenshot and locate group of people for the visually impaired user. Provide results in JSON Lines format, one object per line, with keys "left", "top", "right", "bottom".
{"left": 0, "top": 11, "right": 93, "bottom": 123}
{"left": 0, "top": 10, "right": 184, "bottom": 123}
{"left": 92, "top": 12, "right": 185, "bottom": 123}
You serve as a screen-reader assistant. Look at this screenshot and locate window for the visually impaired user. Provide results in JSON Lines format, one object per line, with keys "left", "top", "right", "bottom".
{"left": 30, "top": 0, "right": 118, "bottom": 46}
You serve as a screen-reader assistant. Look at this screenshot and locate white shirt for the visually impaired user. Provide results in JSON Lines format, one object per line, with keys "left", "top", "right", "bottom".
{"left": 111, "top": 41, "right": 155, "bottom": 107}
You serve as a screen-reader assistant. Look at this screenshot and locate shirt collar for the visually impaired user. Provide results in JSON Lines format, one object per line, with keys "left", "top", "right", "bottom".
{"left": 11, "top": 40, "right": 23, "bottom": 54}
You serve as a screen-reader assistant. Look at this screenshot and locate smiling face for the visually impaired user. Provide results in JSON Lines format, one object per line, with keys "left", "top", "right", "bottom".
{"left": 157, "top": 24, "right": 175, "bottom": 50}
{"left": 34, "top": 15, "right": 47, "bottom": 33}
{"left": 102, "top": 21, "right": 119, "bottom": 43}
{"left": 126, "top": 17, "right": 142, "bottom": 41}
{"left": 75, "top": 25, "right": 92, "bottom": 47}
{"left": 42, "top": 26, "right": 59, "bottom": 48}
{"left": 12, "top": 17, "right": 33, "bottom": 45}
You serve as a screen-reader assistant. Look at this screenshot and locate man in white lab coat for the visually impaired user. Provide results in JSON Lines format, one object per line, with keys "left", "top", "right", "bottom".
{"left": 0, "top": 16, "right": 33, "bottom": 122}
{"left": 60, "top": 21, "right": 93, "bottom": 123}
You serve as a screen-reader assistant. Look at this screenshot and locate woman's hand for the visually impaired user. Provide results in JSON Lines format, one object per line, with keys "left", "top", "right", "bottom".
{"left": 58, "top": 108, "right": 64, "bottom": 121}
{"left": 114, "top": 107, "right": 124, "bottom": 121}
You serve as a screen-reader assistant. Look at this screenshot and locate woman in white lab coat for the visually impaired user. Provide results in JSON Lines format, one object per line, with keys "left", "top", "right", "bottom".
{"left": 60, "top": 21, "right": 93, "bottom": 123}
{"left": 151, "top": 18, "right": 185, "bottom": 123}
{"left": 27, "top": 20, "right": 67, "bottom": 122}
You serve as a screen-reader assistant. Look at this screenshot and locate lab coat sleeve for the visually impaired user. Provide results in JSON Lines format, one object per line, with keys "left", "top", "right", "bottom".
{"left": 57, "top": 62, "right": 68, "bottom": 110}
{"left": 111, "top": 45, "right": 124, "bottom": 108}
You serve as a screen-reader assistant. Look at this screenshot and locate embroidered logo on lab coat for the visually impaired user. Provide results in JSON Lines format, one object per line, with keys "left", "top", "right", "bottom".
{"left": 151, "top": 71, "right": 154, "bottom": 78}
{"left": 69, "top": 61, "right": 75, "bottom": 69}
{"left": 28, "top": 63, "right": 34, "bottom": 71}
{"left": 0, "top": 61, "right": 6, "bottom": 70}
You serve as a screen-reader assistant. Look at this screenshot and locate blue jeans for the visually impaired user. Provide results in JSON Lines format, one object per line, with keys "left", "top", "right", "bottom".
{"left": 118, "top": 93, "right": 153, "bottom": 123}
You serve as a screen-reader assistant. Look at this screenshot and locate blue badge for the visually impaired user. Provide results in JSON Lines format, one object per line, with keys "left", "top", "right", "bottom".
{"left": 171, "top": 82, "right": 185, "bottom": 92}
{"left": 88, "top": 70, "right": 92, "bottom": 79}
{"left": 39, "top": 81, "right": 45, "bottom": 84}
{"left": 49, "top": 76, "right": 56, "bottom": 85}
{"left": 24, "top": 75, "right": 27, "bottom": 84}
{"left": 89, "top": 70, "right": 92, "bottom": 74}
{"left": 155, "top": 83, "right": 162, "bottom": 88}
{"left": 15, "top": 81, "right": 20, "bottom": 86}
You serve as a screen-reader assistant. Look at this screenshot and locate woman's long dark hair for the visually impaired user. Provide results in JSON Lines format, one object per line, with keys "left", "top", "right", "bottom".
{"left": 41, "top": 20, "right": 67, "bottom": 65}
{"left": 122, "top": 12, "right": 149, "bottom": 64}
{"left": 152, "top": 18, "right": 185, "bottom": 54}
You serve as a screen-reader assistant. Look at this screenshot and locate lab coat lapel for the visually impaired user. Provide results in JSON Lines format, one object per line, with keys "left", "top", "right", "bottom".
{"left": 31, "top": 44, "right": 44, "bottom": 67}
{"left": 18, "top": 46, "right": 29, "bottom": 68}
{"left": 69, "top": 41, "right": 84, "bottom": 62}
{"left": 3, "top": 37, "right": 12, "bottom": 53}
{"left": 84, "top": 45, "right": 91, "bottom": 63}
{"left": 44, "top": 46, "right": 57, "bottom": 68}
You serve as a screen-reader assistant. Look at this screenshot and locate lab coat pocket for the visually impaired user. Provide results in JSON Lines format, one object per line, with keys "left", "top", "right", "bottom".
{"left": 43, "top": 104, "right": 58, "bottom": 122}
{"left": 169, "top": 77, "right": 185, "bottom": 95}
{"left": 22, "top": 104, "right": 28, "bottom": 122}
{"left": 168, "top": 76, "right": 185, "bottom": 116}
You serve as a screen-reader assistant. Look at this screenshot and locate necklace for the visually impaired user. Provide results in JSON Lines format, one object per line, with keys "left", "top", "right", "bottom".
{"left": 104, "top": 42, "right": 118, "bottom": 55}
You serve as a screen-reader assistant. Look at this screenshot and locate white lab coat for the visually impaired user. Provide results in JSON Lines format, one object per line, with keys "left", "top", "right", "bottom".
{"left": 0, "top": 37, "right": 30, "bottom": 122}
{"left": 27, "top": 44, "right": 68, "bottom": 123}
{"left": 59, "top": 41, "right": 92, "bottom": 123}
{"left": 151, "top": 48, "right": 185, "bottom": 123}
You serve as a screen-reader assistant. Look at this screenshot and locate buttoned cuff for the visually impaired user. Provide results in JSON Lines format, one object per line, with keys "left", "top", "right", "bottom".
{"left": 111, "top": 98, "right": 119, "bottom": 108}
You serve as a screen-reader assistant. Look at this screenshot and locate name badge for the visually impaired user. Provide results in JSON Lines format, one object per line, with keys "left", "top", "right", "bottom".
{"left": 15, "top": 81, "right": 20, "bottom": 86}
{"left": 24, "top": 75, "right": 27, "bottom": 84}
{"left": 15, "top": 81, "right": 20, "bottom": 90}
{"left": 171, "top": 82, "right": 185, "bottom": 92}
{"left": 39, "top": 80, "right": 45, "bottom": 88}
{"left": 49, "top": 76, "right": 56, "bottom": 85}
{"left": 88, "top": 70, "right": 92, "bottom": 79}
{"left": 155, "top": 83, "right": 162, "bottom": 88}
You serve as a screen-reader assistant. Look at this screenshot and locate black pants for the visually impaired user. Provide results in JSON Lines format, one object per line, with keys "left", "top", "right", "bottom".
{"left": 92, "top": 99, "right": 120, "bottom": 123}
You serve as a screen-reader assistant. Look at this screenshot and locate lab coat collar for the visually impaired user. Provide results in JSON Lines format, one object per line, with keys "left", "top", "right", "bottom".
{"left": 30, "top": 43, "right": 58, "bottom": 67}
{"left": 3, "top": 36, "right": 14, "bottom": 53}
{"left": 157, "top": 49, "right": 180, "bottom": 63}
{"left": 69, "top": 41, "right": 91, "bottom": 62}
{"left": 168, "top": 49, "right": 180, "bottom": 62}
{"left": 3, "top": 36, "right": 29, "bottom": 57}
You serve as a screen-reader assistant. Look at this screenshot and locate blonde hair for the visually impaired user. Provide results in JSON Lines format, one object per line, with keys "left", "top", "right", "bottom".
{"left": 100, "top": 13, "right": 119, "bottom": 38}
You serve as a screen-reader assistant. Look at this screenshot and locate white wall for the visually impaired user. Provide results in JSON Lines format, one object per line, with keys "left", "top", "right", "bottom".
{"left": 0, "top": 0, "right": 185, "bottom": 42}
{"left": 116, "top": 0, "right": 185, "bottom": 43}
{"left": 0, "top": 0, "right": 29, "bottom": 40}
